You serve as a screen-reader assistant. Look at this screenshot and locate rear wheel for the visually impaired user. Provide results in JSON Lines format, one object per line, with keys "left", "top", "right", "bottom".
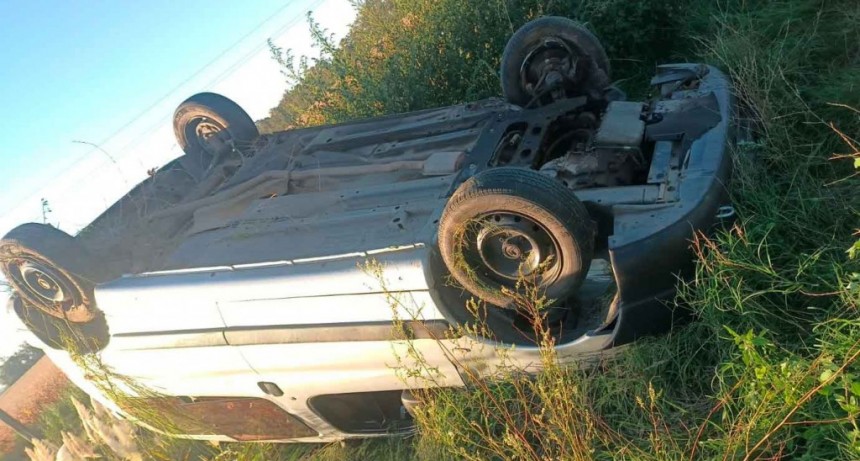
{"left": 9, "top": 295, "right": 108, "bottom": 353}
{"left": 173, "top": 92, "right": 259, "bottom": 179}
{"left": 0, "top": 224, "right": 108, "bottom": 352}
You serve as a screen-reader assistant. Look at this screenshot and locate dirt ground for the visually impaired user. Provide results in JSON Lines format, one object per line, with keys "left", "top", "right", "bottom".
{"left": 0, "top": 356, "right": 69, "bottom": 454}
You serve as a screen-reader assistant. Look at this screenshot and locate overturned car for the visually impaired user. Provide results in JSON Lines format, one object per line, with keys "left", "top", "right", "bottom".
{"left": 1, "top": 17, "right": 737, "bottom": 442}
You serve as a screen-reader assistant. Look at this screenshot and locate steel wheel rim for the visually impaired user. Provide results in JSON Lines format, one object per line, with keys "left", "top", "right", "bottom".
{"left": 4, "top": 257, "right": 83, "bottom": 318}
{"left": 471, "top": 213, "right": 561, "bottom": 283}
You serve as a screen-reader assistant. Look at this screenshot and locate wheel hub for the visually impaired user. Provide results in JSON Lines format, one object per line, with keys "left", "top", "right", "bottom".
{"left": 475, "top": 214, "right": 557, "bottom": 281}
{"left": 501, "top": 239, "right": 525, "bottom": 259}
{"left": 20, "top": 262, "right": 67, "bottom": 303}
{"left": 4, "top": 258, "right": 83, "bottom": 319}
{"left": 520, "top": 37, "right": 578, "bottom": 103}
{"left": 195, "top": 119, "right": 221, "bottom": 139}
{"left": 190, "top": 118, "right": 230, "bottom": 157}
{"left": 37, "top": 276, "right": 53, "bottom": 290}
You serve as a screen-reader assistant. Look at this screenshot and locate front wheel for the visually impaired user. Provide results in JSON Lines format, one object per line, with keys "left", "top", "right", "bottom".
{"left": 438, "top": 168, "right": 595, "bottom": 310}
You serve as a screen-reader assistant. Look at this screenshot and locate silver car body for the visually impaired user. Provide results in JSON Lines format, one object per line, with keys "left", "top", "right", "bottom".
{"left": 14, "top": 63, "right": 734, "bottom": 442}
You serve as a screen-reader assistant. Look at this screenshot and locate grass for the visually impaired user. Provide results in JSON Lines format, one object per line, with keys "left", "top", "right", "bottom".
{"left": 272, "top": 0, "right": 860, "bottom": 458}
{"left": 11, "top": 0, "right": 860, "bottom": 459}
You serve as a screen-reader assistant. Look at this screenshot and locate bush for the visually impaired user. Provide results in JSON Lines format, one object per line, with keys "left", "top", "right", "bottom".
{"left": 258, "top": 0, "right": 694, "bottom": 132}
{"left": 277, "top": 0, "right": 859, "bottom": 459}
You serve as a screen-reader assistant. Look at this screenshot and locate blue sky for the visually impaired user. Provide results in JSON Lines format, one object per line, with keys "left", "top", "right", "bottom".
{"left": 0, "top": 0, "right": 356, "bottom": 231}
{"left": 0, "top": 0, "right": 356, "bottom": 358}
{"left": 3, "top": 1, "right": 260, "bottom": 206}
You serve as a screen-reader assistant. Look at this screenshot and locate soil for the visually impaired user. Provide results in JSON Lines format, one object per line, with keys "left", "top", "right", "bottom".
{"left": 0, "top": 356, "right": 69, "bottom": 454}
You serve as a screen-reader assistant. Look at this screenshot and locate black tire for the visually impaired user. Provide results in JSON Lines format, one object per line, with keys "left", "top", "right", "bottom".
{"left": 501, "top": 16, "right": 610, "bottom": 107}
{"left": 438, "top": 168, "right": 594, "bottom": 310}
{"left": 0, "top": 223, "right": 102, "bottom": 323}
{"left": 9, "top": 295, "right": 108, "bottom": 354}
{"left": 173, "top": 92, "right": 259, "bottom": 177}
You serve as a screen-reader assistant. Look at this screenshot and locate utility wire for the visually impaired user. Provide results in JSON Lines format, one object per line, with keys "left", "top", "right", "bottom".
{"left": 105, "top": 0, "right": 324, "bottom": 166}
{"left": 6, "top": 0, "right": 316, "bottom": 212}
{"left": 84, "top": 0, "right": 307, "bottom": 155}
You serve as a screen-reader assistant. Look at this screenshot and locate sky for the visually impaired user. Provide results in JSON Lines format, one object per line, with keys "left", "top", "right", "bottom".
{"left": 0, "top": 0, "right": 357, "bottom": 358}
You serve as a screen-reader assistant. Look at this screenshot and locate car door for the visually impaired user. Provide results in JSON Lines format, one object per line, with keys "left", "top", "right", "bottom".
{"left": 215, "top": 248, "right": 465, "bottom": 435}
{"left": 92, "top": 273, "right": 253, "bottom": 395}
{"left": 88, "top": 273, "right": 321, "bottom": 442}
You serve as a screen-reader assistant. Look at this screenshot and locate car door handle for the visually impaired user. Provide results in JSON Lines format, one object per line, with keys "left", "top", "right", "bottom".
{"left": 257, "top": 381, "right": 284, "bottom": 397}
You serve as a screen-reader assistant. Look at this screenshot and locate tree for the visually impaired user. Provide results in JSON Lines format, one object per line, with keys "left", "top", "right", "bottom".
{"left": 0, "top": 344, "right": 44, "bottom": 388}
{"left": 40, "top": 198, "right": 52, "bottom": 224}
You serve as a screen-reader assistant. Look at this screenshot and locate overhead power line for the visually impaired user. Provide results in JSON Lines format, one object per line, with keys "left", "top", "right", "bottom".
{"left": 86, "top": 0, "right": 307, "bottom": 154}
{"left": 7, "top": 0, "right": 319, "bottom": 212}
{"left": 106, "top": 0, "right": 325, "bottom": 164}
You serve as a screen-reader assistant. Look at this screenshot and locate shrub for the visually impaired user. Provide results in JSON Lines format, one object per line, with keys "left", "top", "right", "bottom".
{"left": 259, "top": 0, "right": 694, "bottom": 132}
